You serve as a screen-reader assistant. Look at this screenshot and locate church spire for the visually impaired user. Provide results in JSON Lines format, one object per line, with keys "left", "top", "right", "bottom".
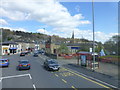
{"left": 72, "top": 30, "right": 74, "bottom": 39}
{"left": 71, "top": 30, "right": 74, "bottom": 43}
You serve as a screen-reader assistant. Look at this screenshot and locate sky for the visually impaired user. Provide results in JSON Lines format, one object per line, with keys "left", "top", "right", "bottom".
{"left": 0, "top": 0, "right": 118, "bottom": 43}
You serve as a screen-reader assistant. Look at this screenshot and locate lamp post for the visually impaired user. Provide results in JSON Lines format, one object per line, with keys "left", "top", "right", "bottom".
{"left": 92, "top": 0, "right": 95, "bottom": 71}
{"left": 0, "top": 28, "right": 2, "bottom": 57}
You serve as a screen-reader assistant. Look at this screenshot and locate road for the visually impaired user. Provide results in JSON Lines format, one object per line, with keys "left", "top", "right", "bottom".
{"left": 1, "top": 53, "right": 118, "bottom": 89}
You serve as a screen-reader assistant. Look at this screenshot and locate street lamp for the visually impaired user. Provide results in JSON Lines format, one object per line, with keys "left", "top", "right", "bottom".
{"left": 0, "top": 28, "right": 2, "bottom": 57}
{"left": 92, "top": 0, "right": 95, "bottom": 71}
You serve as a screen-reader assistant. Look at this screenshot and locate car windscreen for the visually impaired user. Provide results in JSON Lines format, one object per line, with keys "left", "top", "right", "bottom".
{"left": 48, "top": 61, "right": 58, "bottom": 64}
{"left": 20, "top": 61, "right": 29, "bottom": 63}
{"left": 0, "top": 60, "right": 7, "bottom": 62}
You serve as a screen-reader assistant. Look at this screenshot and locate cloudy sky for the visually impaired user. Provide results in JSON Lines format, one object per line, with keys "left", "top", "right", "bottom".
{"left": 0, "top": 0, "right": 118, "bottom": 43}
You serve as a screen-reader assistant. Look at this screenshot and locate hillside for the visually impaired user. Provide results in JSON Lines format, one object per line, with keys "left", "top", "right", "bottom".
{"left": 1, "top": 28, "right": 93, "bottom": 44}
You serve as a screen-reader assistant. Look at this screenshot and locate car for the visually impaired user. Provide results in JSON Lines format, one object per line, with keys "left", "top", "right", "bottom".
{"left": 38, "top": 50, "right": 45, "bottom": 55}
{"left": 24, "top": 51, "right": 29, "bottom": 55}
{"left": 33, "top": 53, "right": 38, "bottom": 57}
{"left": 17, "top": 60, "right": 30, "bottom": 70}
{"left": 0, "top": 58, "right": 9, "bottom": 67}
{"left": 44, "top": 59, "right": 60, "bottom": 71}
{"left": 20, "top": 52, "right": 25, "bottom": 56}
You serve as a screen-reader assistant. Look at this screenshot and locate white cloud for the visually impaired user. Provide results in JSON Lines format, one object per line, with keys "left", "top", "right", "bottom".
{"left": 0, "top": 19, "right": 8, "bottom": 25}
{"left": 44, "top": 28, "right": 118, "bottom": 43}
{"left": 0, "top": 0, "right": 90, "bottom": 28}
{"left": 0, "top": 27, "right": 27, "bottom": 32}
{"left": 0, "top": 0, "right": 117, "bottom": 43}
{"left": 37, "top": 29, "right": 49, "bottom": 34}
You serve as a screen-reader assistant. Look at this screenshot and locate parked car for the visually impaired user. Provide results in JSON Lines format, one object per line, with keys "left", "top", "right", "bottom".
{"left": 44, "top": 59, "right": 60, "bottom": 71}
{"left": 33, "top": 53, "right": 38, "bottom": 57}
{"left": 37, "top": 50, "right": 45, "bottom": 55}
{"left": 20, "top": 52, "right": 25, "bottom": 56}
{"left": 0, "top": 58, "right": 9, "bottom": 67}
{"left": 24, "top": 51, "right": 29, "bottom": 55}
{"left": 17, "top": 60, "right": 30, "bottom": 70}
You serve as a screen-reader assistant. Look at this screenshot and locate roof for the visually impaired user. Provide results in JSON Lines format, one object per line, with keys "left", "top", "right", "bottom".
{"left": 0, "top": 58, "right": 8, "bottom": 60}
{"left": 19, "top": 60, "right": 29, "bottom": 62}
{"left": 15, "top": 40, "right": 34, "bottom": 44}
{"left": 2, "top": 42, "right": 18, "bottom": 45}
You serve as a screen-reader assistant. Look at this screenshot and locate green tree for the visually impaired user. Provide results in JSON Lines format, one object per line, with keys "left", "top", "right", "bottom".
{"left": 104, "top": 35, "right": 119, "bottom": 55}
{"left": 57, "top": 43, "right": 70, "bottom": 54}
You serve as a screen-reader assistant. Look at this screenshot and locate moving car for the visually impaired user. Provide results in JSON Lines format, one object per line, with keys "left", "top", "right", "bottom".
{"left": 20, "top": 52, "right": 25, "bottom": 56}
{"left": 17, "top": 60, "right": 30, "bottom": 70}
{"left": 38, "top": 50, "right": 45, "bottom": 55}
{"left": 44, "top": 59, "right": 60, "bottom": 71}
{"left": 0, "top": 58, "right": 9, "bottom": 67}
{"left": 33, "top": 53, "right": 38, "bottom": 57}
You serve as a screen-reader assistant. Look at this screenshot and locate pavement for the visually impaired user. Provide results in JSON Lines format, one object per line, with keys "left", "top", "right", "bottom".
{"left": 0, "top": 53, "right": 119, "bottom": 89}
{"left": 57, "top": 58, "right": 119, "bottom": 80}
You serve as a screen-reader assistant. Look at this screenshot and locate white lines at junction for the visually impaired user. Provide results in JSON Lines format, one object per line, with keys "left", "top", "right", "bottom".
{"left": 1, "top": 74, "right": 30, "bottom": 80}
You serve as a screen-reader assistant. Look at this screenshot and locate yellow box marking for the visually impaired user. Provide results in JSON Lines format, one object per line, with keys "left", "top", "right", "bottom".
{"left": 55, "top": 74, "right": 59, "bottom": 77}
{"left": 71, "top": 86, "right": 77, "bottom": 90}
{"left": 63, "top": 68, "right": 110, "bottom": 88}
{"left": 58, "top": 68, "right": 68, "bottom": 72}
{"left": 62, "top": 79, "right": 67, "bottom": 83}
{"left": 60, "top": 72, "right": 74, "bottom": 77}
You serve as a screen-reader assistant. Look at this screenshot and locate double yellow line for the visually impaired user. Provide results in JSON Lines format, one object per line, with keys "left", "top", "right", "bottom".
{"left": 62, "top": 68, "right": 110, "bottom": 89}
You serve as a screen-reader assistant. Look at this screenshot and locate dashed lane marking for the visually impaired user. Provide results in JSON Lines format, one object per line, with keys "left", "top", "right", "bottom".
{"left": 55, "top": 74, "right": 59, "bottom": 77}
{"left": 61, "top": 79, "right": 67, "bottom": 84}
{"left": 71, "top": 86, "right": 77, "bottom": 90}
{"left": 0, "top": 78, "right": 2, "bottom": 82}
{"left": 28, "top": 74, "right": 32, "bottom": 79}
{"left": 33, "top": 84, "right": 36, "bottom": 90}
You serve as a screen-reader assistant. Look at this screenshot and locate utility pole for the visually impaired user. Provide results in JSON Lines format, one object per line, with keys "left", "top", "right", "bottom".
{"left": 92, "top": 0, "right": 95, "bottom": 71}
{"left": 43, "top": 28, "right": 46, "bottom": 52}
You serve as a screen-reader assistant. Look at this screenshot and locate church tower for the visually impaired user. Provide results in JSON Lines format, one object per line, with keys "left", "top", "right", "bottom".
{"left": 71, "top": 30, "right": 74, "bottom": 43}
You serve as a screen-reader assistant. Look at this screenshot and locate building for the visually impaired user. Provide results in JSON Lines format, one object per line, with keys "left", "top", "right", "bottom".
{"left": 15, "top": 41, "right": 35, "bottom": 51}
{"left": 1, "top": 41, "right": 37, "bottom": 55}
{"left": 2, "top": 42, "right": 19, "bottom": 55}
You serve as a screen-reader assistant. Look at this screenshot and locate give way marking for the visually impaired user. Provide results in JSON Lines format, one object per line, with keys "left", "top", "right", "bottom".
{"left": 0, "top": 74, "right": 32, "bottom": 80}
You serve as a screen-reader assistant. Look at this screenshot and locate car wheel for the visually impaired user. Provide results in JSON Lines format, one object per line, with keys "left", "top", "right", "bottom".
{"left": 57, "top": 68, "right": 60, "bottom": 71}
{"left": 18, "top": 68, "right": 21, "bottom": 71}
{"left": 47, "top": 67, "right": 50, "bottom": 71}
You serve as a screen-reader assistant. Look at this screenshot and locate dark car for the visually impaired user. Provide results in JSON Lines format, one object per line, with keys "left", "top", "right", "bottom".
{"left": 0, "top": 58, "right": 9, "bottom": 67}
{"left": 17, "top": 60, "right": 30, "bottom": 70}
{"left": 44, "top": 59, "right": 60, "bottom": 71}
{"left": 33, "top": 53, "right": 38, "bottom": 57}
{"left": 20, "top": 52, "right": 25, "bottom": 56}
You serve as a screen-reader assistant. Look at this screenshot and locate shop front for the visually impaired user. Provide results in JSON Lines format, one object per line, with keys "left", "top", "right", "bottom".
{"left": 9, "top": 47, "right": 17, "bottom": 54}
{"left": 2, "top": 47, "right": 9, "bottom": 55}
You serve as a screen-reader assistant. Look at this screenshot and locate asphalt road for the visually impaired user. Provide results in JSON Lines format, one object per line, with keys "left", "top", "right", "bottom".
{"left": 1, "top": 53, "right": 118, "bottom": 89}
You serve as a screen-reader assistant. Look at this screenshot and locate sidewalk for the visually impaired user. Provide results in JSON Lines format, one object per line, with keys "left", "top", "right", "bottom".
{"left": 57, "top": 58, "right": 119, "bottom": 80}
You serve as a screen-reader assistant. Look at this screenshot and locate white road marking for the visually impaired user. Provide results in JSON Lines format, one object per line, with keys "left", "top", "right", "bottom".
{"left": 1, "top": 74, "right": 30, "bottom": 79}
{"left": 28, "top": 74, "right": 32, "bottom": 79}
{"left": 33, "top": 84, "right": 36, "bottom": 90}
{"left": 0, "top": 78, "right": 2, "bottom": 82}
{"left": 64, "top": 67, "right": 118, "bottom": 88}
